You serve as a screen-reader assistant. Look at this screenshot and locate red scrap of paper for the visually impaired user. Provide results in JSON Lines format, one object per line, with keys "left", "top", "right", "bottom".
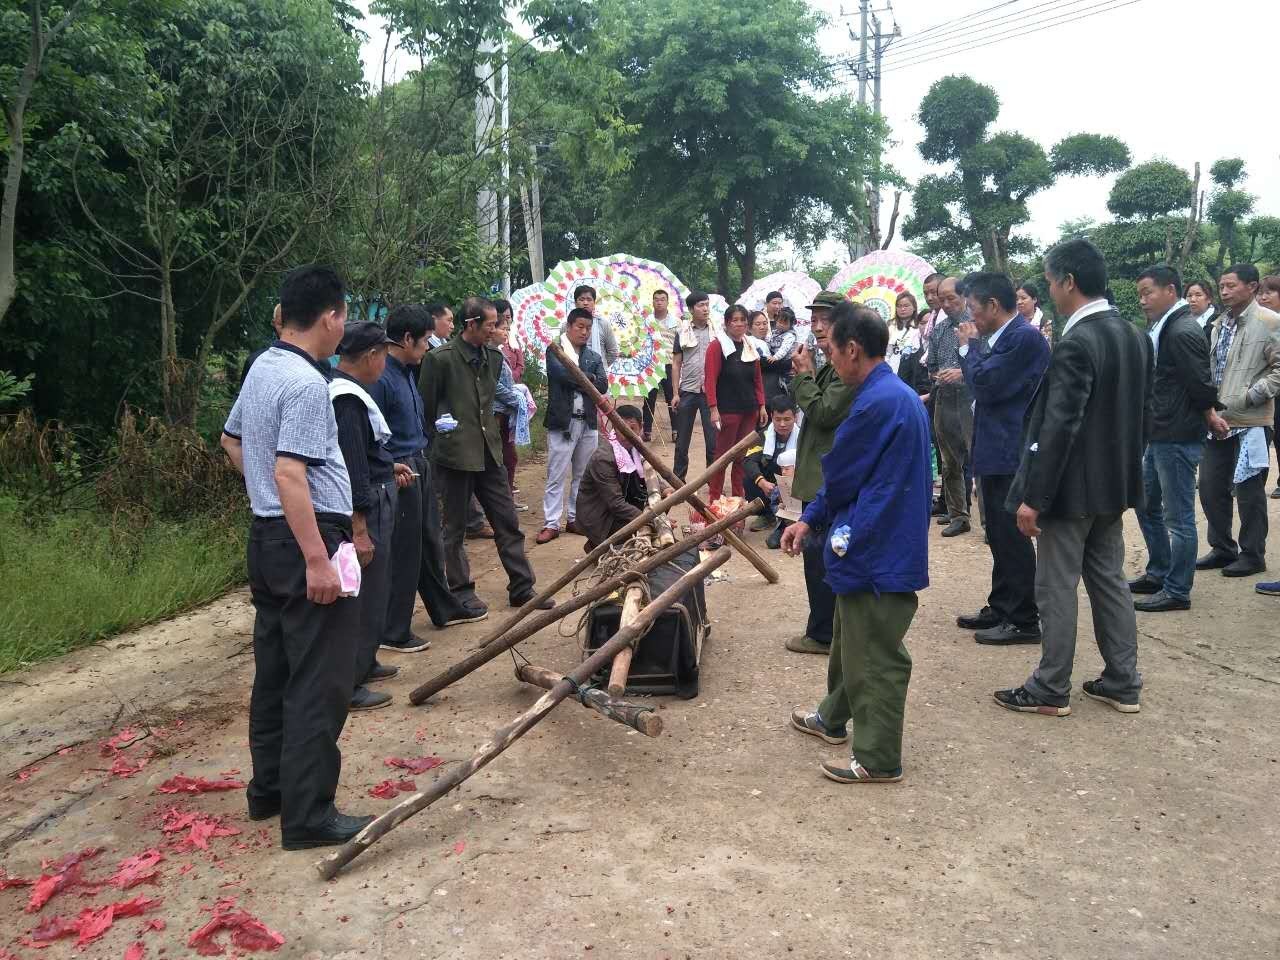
{"left": 451, "top": 840, "right": 466, "bottom": 856}
{"left": 0, "top": 869, "right": 32, "bottom": 889}
{"left": 24, "top": 897, "right": 160, "bottom": 949}
{"left": 142, "top": 917, "right": 166, "bottom": 933}
{"left": 368, "top": 778, "right": 416, "bottom": 799}
{"left": 15, "top": 766, "right": 40, "bottom": 782}
{"left": 26, "top": 863, "right": 84, "bottom": 913}
{"left": 42, "top": 847, "right": 105, "bottom": 873}
{"left": 156, "top": 774, "right": 246, "bottom": 795}
{"left": 160, "top": 808, "right": 240, "bottom": 850}
{"left": 100, "top": 727, "right": 142, "bottom": 756}
{"left": 187, "top": 898, "right": 285, "bottom": 956}
{"left": 384, "top": 756, "right": 444, "bottom": 774}
{"left": 111, "top": 753, "right": 149, "bottom": 778}
{"left": 125, "top": 942, "right": 147, "bottom": 960}
{"left": 108, "top": 850, "right": 164, "bottom": 889}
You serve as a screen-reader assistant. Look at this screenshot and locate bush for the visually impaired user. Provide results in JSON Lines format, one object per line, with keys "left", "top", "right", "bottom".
{"left": 0, "top": 410, "right": 86, "bottom": 511}
{"left": 96, "top": 410, "right": 246, "bottom": 521}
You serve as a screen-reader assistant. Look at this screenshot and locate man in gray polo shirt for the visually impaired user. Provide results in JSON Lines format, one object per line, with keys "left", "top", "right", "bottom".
{"left": 221, "top": 265, "right": 372, "bottom": 851}
{"left": 671, "top": 291, "right": 719, "bottom": 480}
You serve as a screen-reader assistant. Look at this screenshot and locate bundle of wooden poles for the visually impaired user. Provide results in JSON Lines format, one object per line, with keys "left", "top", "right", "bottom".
{"left": 315, "top": 344, "right": 778, "bottom": 880}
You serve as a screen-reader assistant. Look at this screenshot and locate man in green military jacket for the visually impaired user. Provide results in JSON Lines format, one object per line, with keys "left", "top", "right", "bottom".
{"left": 786, "top": 291, "right": 856, "bottom": 655}
{"left": 420, "top": 297, "right": 549, "bottom": 614}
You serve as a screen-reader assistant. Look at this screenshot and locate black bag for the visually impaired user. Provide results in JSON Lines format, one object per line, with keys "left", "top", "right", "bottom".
{"left": 583, "top": 547, "right": 708, "bottom": 699}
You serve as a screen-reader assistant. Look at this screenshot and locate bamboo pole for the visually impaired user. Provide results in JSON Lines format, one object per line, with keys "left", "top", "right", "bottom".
{"left": 469, "top": 428, "right": 762, "bottom": 655}
{"left": 548, "top": 342, "right": 779, "bottom": 585}
{"left": 515, "top": 663, "right": 662, "bottom": 737}
{"left": 408, "top": 500, "right": 761, "bottom": 705}
{"left": 316, "top": 548, "right": 732, "bottom": 880}
{"left": 644, "top": 464, "right": 677, "bottom": 547}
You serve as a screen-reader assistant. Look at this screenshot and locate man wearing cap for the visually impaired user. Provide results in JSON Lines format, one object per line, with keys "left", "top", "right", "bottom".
{"left": 331, "top": 321, "right": 413, "bottom": 711}
{"left": 786, "top": 290, "right": 854, "bottom": 655}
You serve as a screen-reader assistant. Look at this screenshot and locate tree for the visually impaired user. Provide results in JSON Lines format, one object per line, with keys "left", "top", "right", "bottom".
{"left": 74, "top": 0, "right": 364, "bottom": 425}
{"left": 1, "top": 0, "right": 88, "bottom": 325}
{"left": 1242, "top": 216, "right": 1280, "bottom": 273}
{"left": 903, "top": 75, "right": 1129, "bottom": 271}
{"left": 611, "top": 0, "right": 884, "bottom": 294}
{"left": 1104, "top": 158, "right": 1202, "bottom": 273}
{"left": 1207, "top": 157, "right": 1255, "bottom": 275}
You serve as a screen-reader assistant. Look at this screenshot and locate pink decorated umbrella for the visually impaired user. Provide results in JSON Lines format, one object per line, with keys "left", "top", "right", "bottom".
{"left": 827, "top": 251, "right": 936, "bottom": 323}
{"left": 522, "top": 255, "right": 681, "bottom": 398}
{"left": 739, "top": 271, "right": 822, "bottom": 328}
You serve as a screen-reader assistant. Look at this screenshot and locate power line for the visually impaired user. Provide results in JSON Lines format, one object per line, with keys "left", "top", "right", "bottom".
{"left": 829, "top": 0, "right": 1097, "bottom": 76}
{"left": 877, "top": 0, "right": 1097, "bottom": 61}
{"left": 876, "top": 0, "right": 1148, "bottom": 74}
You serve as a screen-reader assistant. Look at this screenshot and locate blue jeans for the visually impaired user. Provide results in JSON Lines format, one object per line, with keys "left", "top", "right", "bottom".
{"left": 1135, "top": 440, "right": 1204, "bottom": 601}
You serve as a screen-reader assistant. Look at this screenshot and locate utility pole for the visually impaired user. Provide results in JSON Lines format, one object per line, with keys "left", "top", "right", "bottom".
{"left": 856, "top": 0, "right": 870, "bottom": 106}
{"left": 847, "top": 4, "right": 899, "bottom": 252}
{"left": 500, "top": 54, "right": 510, "bottom": 296}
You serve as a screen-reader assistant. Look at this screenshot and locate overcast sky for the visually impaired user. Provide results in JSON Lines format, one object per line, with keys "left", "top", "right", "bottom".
{"left": 357, "top": 0, "right": 1278, "bottom": 260}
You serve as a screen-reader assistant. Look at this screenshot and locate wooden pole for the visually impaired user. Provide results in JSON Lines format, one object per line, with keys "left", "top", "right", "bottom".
{"left": 470, "top": 428, "right": 763, "bottom": 655}
{"left": 548, "top": 342, "right": 779, "bottom": 585}
{"left": 317, "top": 548, "right": 732, "bottom": 880}
{"left": 644, "top": 464, "right": 677, "bottom": 547}
{"left": 408, "top": 500, "right": 761, "bottom": 705}
{"left": 606, "top": 583, "right": 646, "bottom": 697}
{"left": 515, "top": 663, "right": 662, "bottom": 737}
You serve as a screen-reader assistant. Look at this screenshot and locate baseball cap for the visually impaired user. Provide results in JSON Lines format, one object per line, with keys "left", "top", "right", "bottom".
{"left": 338, "top": 321, "right": 396, "bottom": 354}
{"left": 805, "top": 290, "right": 845, "bottom": 311}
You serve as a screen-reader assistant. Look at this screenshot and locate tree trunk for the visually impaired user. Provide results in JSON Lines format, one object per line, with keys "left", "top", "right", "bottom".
{"left": 738, "top": 200, "right": 756, "bottom": 291}
{"left": 711, "top": 213, "right": 731, "bottom": 297}
{"left": 880, "top": 191, "right": 902, "bottom": 250}
{"left": 0, "top": 109, "right": 25, "bottom": 325}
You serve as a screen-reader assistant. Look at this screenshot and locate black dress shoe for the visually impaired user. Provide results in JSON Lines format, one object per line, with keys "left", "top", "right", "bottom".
{"left": 935, "top": 514, "right": 953, "bottom": 526}
{"left": 975, "top": 622, "right": 1042, "bottom": 645}
{"left": 1195, "top": 551, "right": 1235, "bottom": 570}
{"left": 1134, "top": 591, "right": 1190, "bottom": 612}
{"left": 941, "top": 518, "right": 971, "bottom": 537}
{"left": 366, "top": 661, "right": 399, "bottom": 682}
{"left": 350, "top": 686, "right": 392, "bottom": 711}
{"left": 1127, "top": 575, "right": 1163, "bottom": 595}
{"left": 931, "top": 499, "right": 948, "bottom": 517}
{"left": 282, "top": 811, "right": 376, "bottom": 851}
{"left": 512, "top": 594, "right": 555, "bottom": 610}
{"left": 247, "top": 798, "right": 281, "bottom": 822}
{"left": 957, "top": 607, "right": 1001, "bottom": 630}
{"left": 1222, "top": 559, "right": 1265, "bottom": 578}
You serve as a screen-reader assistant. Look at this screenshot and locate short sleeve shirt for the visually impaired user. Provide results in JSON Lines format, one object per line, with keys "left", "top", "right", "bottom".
{"left": 224, "top": 343, "right": 352, "bottom": 518}
{"left": 673, "top": 325, "right": 713, "bottom": 394}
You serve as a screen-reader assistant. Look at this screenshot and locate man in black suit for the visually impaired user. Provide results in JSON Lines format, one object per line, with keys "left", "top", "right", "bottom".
{"left": 1129, "top": 265, "right": 1224, "bottom": 613}
{"left": 954, "top": 272, "right": 1051, "bottom": 645}
{"left": 994, "top": 239, "right": 1154, "bottom": 718}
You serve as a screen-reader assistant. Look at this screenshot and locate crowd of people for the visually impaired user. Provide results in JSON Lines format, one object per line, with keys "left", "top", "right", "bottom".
{"left": 218, "top": 239, "right": 1280, "bottom": 846}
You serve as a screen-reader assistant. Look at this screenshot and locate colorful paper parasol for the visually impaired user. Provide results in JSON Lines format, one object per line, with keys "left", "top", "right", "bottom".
{"left": 738, "top": 271, "right": 822, "bottom": 328}
{"left": 827, "top": 251, "right": 936, "bottom": 323}
{"left": 520, "top": 254, "right": 680, "bottom": 397}
{"left": 507, "top": 282, "right": 545, "bottom": 351}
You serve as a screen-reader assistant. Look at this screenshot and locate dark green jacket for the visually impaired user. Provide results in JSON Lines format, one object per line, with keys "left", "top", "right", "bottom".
{"left": 791, "top": 363, "right": 855, "bottom": 504}
{"left": 419, "top": 337, "right": 506, "bottom": 472}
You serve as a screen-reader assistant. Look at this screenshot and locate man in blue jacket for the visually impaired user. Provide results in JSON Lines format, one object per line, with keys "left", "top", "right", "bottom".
{"left": 954, "top": 272, "right": 1051, "bottom": 644}
{"left": 781, "top": 303, "right": 932, "bottom": 784}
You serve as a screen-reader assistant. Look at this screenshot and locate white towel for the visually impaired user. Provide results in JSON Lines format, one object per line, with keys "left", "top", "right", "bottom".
{"left": 716, "top": 332, "right": 759, "bottom": 363}
{"left": 328, "top": 378, "right": 391, "bottom": 444}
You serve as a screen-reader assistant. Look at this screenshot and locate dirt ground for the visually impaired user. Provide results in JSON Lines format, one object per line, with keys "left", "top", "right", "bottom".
{"left": 2, "top": 413, "right": 1279, "bottom": 960}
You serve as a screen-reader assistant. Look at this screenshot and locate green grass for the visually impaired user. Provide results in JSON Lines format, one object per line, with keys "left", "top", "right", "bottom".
{"left": 0, "top": 499, "right": 246, "bottom": 673}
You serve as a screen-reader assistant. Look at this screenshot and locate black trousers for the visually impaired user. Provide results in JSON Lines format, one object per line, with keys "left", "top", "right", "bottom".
{"left": 981, "top": 473, "right": 1038, "bottom": 628}
{"left": 643, "top": 365, "right": 674, "bottom": 434}
{"left": 439, "top": 449, "right": 536, "bottom": 605}
{"left": 386, "top": 453, "right": 466, "bottom": 637}
{"left": 246, "top": 514, "right": 358, "bottom": 837}
{"left": 672, "top": 389, "right": 717, "bottom": 481}
{"left": 801, "top": 501, "right": 835, "bottom": 646}
{"left": 1200, "top": 432, "right": 1271, "bottom": 566}
{"left": 354, "top": 480, "right": 397, "bottom": 687}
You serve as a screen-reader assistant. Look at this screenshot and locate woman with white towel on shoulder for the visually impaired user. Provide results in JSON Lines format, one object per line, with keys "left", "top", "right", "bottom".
{"left": 704, "top": 303, "right": 767, "bottom": 502}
